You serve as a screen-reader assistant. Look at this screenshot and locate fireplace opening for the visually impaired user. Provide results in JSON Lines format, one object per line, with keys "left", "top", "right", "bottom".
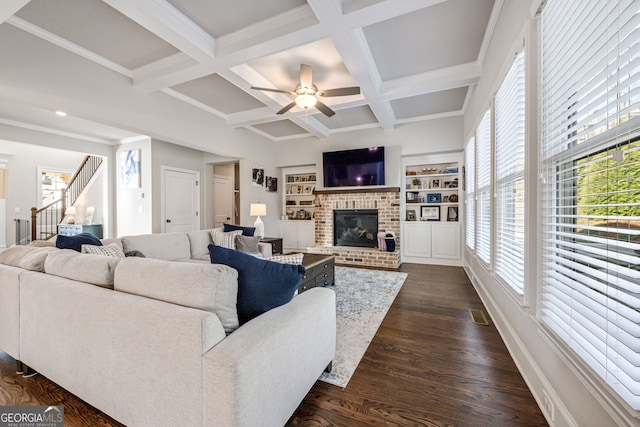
{"left": 334, "top": 209, "right": 378, "bottom": 248}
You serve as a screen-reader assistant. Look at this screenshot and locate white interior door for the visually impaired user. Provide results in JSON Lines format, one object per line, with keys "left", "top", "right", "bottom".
{"left": 163, "top": 168, "right": 200, "bottom": 233}
{"left": 213, "top": 175, "right": 232, "bottom": 228}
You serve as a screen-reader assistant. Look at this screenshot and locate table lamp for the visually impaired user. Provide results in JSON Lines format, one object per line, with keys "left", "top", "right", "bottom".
{"left": 250, "top": 203, "right": 267, "bottom": 238}
{"left": 85, "top": 206, "right": 95, "bottom": 224}
{"left": 65, "top": 206, "right": 77, "bottom": 224}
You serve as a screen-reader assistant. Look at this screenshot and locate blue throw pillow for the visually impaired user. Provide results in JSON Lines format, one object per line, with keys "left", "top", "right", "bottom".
{"left": 208, "top": 244, "right": 305, "bottom": 324}
{"left": 56, "top": 233, "right": 103, "bottom": 252}
{"left": 223, "top": 223, "right": 256, "bottom": 236}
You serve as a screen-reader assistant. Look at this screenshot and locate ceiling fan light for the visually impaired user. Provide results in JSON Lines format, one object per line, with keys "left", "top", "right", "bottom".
{"left": 295, "top": 94, "right": 317, "bottom": 110}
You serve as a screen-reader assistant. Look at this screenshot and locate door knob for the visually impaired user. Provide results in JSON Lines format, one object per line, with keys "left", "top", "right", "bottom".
{"left": 166, "top": 219, "right": 171, "bottom": 223}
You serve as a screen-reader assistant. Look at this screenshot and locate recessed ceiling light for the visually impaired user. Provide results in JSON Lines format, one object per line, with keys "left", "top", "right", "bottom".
{"left": 55, "top": 111, "right": 67, "bottom": 117}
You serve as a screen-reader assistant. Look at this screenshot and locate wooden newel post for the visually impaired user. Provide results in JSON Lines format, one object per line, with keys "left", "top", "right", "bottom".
{"left": 31, "top": 207, "right": 37, "bottom": 242}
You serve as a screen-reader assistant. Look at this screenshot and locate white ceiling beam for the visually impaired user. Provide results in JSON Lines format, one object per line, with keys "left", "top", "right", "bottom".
{"left": 0, "top": 0, "right": 29, "bottom": 24}
{"left": 477, "top": 0, "right": 504, "bottom": 66}
{"left": 342, "top": 0, "right": 447, "bottom": 29}
{"left": 379, "top": 61, "right": 481, "bottom": 100}
{"left": 103, "top": 0, "right": 216, "bottom": 63}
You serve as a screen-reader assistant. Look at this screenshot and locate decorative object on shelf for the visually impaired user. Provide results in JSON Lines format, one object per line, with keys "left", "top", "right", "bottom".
{"left": 427, "top": 193, "right": 441, "bottom": 203}
{"left": 85, "top": 206, "right": 95, "bottom": 225}
{"left": 286, "top": 200, "right": 297, "bottom": 206}
{"left": 462, "top": 166, "right": 466, "bottom": 190}
{"left": 443, "top": 196, "right": 449, "bottom": 203}
{"left": 444, "top": 179, "right": 458, "bottom": 188}
{"left": 407, "top": 210, "right": 417, "bottom": 221}
{"left": 120, "top": 149, "right": 141, "bottom": 188}
{"left": 421, "top": 206, "right": 440, "bottom": 221}
{"left": 65, "top": 206, "right": 76, "bottom": 224}
{"left": 411, "top": 177, "right": 422, "bottom": 188}
{"left": 299, "top": 200, "right": 313, "bottom": 206}
{"left": 250, "top": 203, "right": 267, "bottom": 237}
{"left": 431, "top": 179, "right": 440, "bottom": 188}
{"left": 444, "top": 166, "right": 459, "bottom": 174}
{"left": 266, "top": 176, "right": 277, "bottom": 192}
{"left": 449, "top": 194, "right": 459, "bottom": 203}
{"left": 447, "top": 206, "right": 459, "bottom": 222}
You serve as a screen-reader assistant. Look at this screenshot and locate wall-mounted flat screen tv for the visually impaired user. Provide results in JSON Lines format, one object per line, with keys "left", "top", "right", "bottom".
{"left": 323, "top": 147, "right": 385, "bottom": 187}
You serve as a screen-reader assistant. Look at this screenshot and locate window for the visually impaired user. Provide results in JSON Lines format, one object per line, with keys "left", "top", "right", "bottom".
{"left": 465, "top": 137, "right": 476, "bottom": 251}
{"left": 540, "top": 0, "right": 640, "bottom": 409}
{"left": 40, "top": 170, "right": 70, "bottom": 207}
{"left": 476, "top": 110, "right": 492, "bottom": 265}
{"left": 495, "top": 51, "right": 526, "bottom": 294}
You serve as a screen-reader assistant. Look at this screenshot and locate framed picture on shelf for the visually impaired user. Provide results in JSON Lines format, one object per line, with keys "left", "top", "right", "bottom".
{"left": 407, "top": 210, "right": 417, "bottom": 221}
{"left": 427, "top": 193, "right": 441, "bottom": 203}
{"left": 447, "top": 206, "right": 459, "bottom": 221}
{"left": 431, "top": 179, "right": 440, "bottom": 188}
{"left": 421, "top": 206, "right": 440, "bottom": 221}
{"left": 442, "top": 195, "right": 449, "bottom": 203}
{"left": 444, "top": 180, "right": 458, "bottom": 188}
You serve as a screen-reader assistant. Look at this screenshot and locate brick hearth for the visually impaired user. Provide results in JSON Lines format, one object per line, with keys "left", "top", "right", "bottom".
{"left": 309, "top": 187, "right": 401, "bottom": 269}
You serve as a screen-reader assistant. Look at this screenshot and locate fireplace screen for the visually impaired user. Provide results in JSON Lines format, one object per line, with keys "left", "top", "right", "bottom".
{"left": 333, "top": 209, "right": 378, "bottom": 248}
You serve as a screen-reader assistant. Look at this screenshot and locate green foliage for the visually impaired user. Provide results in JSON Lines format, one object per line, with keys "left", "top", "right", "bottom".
{"left": 576, "top": 140, "right": 640, "bottom": 219}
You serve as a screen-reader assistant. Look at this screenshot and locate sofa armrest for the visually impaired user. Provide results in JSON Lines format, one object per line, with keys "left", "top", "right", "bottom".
{"left": 202, "top": 287, "right": 336, "bottom": 427}
{"left": 258, "top": 242, "right": 272, "bottom": 258}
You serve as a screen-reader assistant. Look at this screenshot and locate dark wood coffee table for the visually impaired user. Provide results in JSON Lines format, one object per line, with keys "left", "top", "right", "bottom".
{"left": 298, "top": 253, "right": 335, "bottom": 294}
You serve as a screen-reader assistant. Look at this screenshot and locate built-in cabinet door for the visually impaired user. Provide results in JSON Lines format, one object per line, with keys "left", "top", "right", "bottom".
{"left": 280, "top": 221, "right": 298, "bottom": 251}
{"left": 402, "top": 222, "right": 431, "bottom": 258}
{"left": 298, "top": 221, "right": 315, "bottom": 249}
{"left": 431, "top": 223, "right": 460, "bottom": 259}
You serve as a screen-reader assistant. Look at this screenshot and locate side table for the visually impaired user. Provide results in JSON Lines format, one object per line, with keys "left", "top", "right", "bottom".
{"left": 260, "top": 237, "right": 283, "bottom": 255}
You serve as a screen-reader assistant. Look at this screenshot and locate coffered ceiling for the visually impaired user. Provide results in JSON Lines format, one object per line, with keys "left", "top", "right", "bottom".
{"left": 0, "top": 0, "right": 499, "bottom": 144}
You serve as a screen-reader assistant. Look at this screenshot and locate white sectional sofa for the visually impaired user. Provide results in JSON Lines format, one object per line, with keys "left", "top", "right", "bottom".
{"left": 0, "top": 230, "right": 335, "bottom": 427}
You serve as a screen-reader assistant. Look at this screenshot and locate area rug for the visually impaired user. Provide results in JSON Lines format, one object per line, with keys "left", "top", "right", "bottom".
{"left": 319, "top": 266, "right": 407, "bottom": 388}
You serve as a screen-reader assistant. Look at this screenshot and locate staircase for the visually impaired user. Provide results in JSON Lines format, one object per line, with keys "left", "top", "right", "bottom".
{"left": 30, "top": 155, "right": 103, "bottom": 242}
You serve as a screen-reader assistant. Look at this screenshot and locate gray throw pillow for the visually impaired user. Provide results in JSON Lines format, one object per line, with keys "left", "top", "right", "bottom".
{"left": 235, "top": 235, "right": 261, "bottom": 254}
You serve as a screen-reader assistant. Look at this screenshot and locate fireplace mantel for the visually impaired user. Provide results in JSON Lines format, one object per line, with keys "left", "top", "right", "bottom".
{"left": 313, "top": 187, "right": 400, "bottom": 195}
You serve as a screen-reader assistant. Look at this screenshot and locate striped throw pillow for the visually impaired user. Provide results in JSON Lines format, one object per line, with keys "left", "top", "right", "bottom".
{"left": 81, "top": 243, "right": 125, "bottom": 258}
{"left": 211, "top": 228, "right": 242, "bottom": 249}
{"left": 268, "top": 253, "right": 304, "bottom": 265}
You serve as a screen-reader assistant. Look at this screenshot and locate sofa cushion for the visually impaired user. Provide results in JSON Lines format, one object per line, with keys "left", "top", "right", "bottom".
{"left": 187, "top": 229, "right": 214, "bottom": 260}
{"left": 235, "top": 235, "right": 261, "bottom": 255}
{"left": 208, "top": 244, "right": 305, "bottom": 325}
{"left": 114, "top": 257, "right": 240, "bottom": 333}
{"left": 121, "top": 233, "right": 191, "bottom": 261}
{"left": 44, "top": 249, "right": 121, "bottom": 288}
{"left": 223, "top": 223, "right": 255, "bottom": 236}
{"left": 211, "top": 228, "right": 242, "bottom": 250}
{"left": 0, "top": 246, "right": 57, "bottom": 272}
{"left": 81, "top": 243, "right": 125, "bottom": 258}
{"left": 56, "top": 233, "right": 102, "bottom": 252}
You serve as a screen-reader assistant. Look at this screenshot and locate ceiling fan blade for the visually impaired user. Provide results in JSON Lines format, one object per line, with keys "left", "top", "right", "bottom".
{"left": 318, "top": 87, "right": 361, "bottom": 97}
{"left": 300, "top": 64, "right": 313, "bottom": 88}
{"left": 250, "top": 86, "right": 292, "bottom": 94}
{"left": 276, "top": 102, "right": 297, "bottom": 115}
{"left": 315, "top": 100, "right": 335, "bottom": 117}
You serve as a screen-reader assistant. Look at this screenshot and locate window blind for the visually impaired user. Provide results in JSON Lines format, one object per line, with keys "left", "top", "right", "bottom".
{"left": 476, "top": 110, "right": 492, "bottom": 265}
{"left": 495, "top": 51, "right": 526, "bottom": 294}
{"left": 540, "top": 0, "right": 640, "bottom": 409}
{"left": 465, "top": 136, "right": 476, "bottom": 251}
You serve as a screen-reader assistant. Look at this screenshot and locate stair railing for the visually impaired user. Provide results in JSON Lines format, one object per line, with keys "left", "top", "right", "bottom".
{"left": 31, "top": 155, "right": 103, "bottom": 241}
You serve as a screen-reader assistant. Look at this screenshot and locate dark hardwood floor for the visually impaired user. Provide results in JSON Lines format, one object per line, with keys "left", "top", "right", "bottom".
{"left": 0, "top": 264, "right": 546, "bottom": 426}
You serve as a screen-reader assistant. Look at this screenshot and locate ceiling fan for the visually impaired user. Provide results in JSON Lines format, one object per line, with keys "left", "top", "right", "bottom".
{"left": 250, "top": 64, "right": 360, "bottom": 117}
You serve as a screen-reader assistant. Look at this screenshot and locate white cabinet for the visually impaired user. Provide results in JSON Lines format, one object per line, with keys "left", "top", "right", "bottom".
{"left": 401, "top": 153, "right": 463, "bottom": 266}
{"left": 279, "top": 220, "right": 315, "bottom": 252}
{"left": 402, "top": 222, "right": 431, "bottom": 258}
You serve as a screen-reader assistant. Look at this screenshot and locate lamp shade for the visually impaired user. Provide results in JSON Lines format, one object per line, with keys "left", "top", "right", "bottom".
{"left": 85, "top": 206, "right": 95, "bottom": 217}
{"left": 65, "top": 206, "right": 77, "bottom": 215}
{"left": 295, "top": 94, "right": 317, "bottom": 110}
{"left": 250, "top": 203, "right": 267, "bottom": 217}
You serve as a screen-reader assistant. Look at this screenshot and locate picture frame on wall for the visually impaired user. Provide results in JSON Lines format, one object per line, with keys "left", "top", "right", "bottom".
{"left": 421, "top": 206, "right": 440, "bottom": 221}
{"left": 407, "top": 210, "right": 417, "bottom": 221}
{"left": 120, "top": 149, "right": 141, "bottom": 188}
{"left": 266, "top": 176, "right": 277, "bottom": 192}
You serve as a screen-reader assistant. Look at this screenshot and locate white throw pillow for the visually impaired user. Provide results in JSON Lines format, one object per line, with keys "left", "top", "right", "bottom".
{"left": 81, "top": 243, "right": 125, "bottom": 258}
{"left": 211, "top": 228, "right": 242, "bottom": 249}
{"left": 268, "top": 253, "right": 304, "bottom": 265}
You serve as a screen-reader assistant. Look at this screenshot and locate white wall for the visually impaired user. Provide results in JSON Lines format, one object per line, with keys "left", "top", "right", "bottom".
{"left": 462, "top": 1, "right": 631, "bottom": 426}
{"left": 0, "top": 138, "right": 88, "bottom": 245}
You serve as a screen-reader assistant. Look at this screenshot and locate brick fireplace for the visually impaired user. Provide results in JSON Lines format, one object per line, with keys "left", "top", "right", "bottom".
{"left": 308, "top": 187, "right": 401, "bottom": 269}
